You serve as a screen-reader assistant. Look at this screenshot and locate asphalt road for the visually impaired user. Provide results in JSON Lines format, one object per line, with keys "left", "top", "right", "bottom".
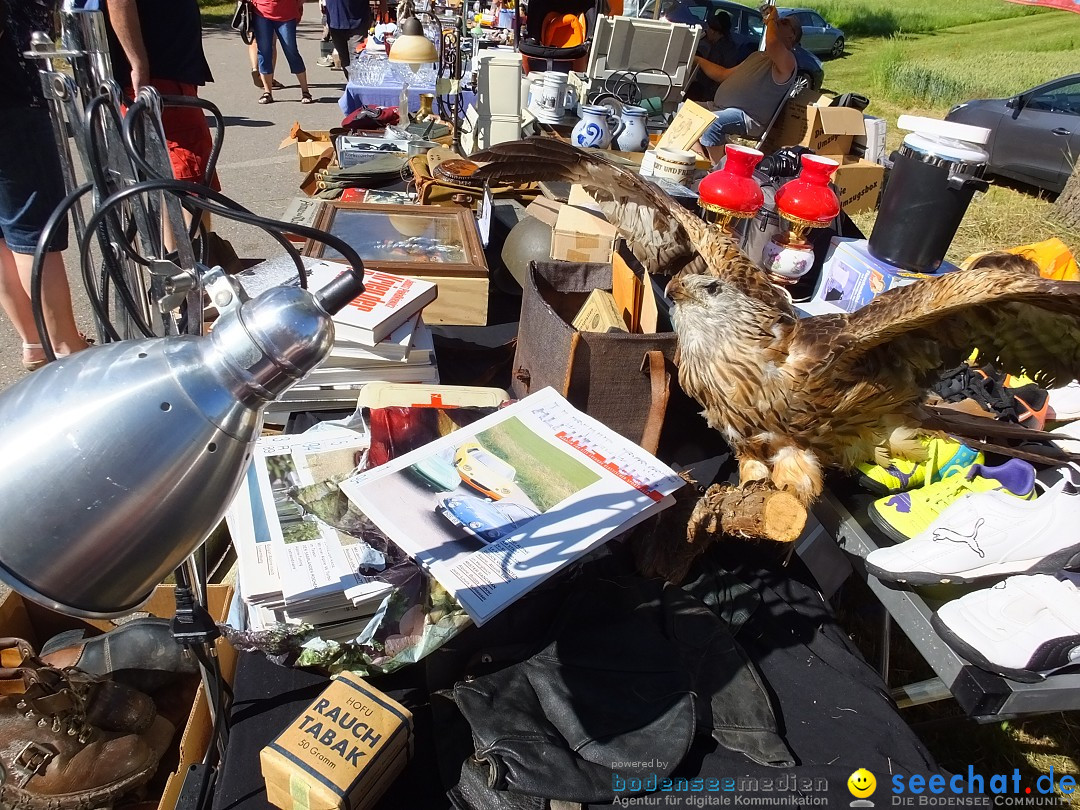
{"left": 0, "top": 18, "right": 347, "bottom": 391}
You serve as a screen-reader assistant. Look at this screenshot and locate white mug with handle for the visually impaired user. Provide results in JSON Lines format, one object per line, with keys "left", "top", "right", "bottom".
{"left": 538, "top": 72, "right": 577, "bottom": 120}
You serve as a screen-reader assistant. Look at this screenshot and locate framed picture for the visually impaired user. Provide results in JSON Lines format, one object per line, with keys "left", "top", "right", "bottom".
{"left": 305, "top": 203, "right": 488, "bottom": 279}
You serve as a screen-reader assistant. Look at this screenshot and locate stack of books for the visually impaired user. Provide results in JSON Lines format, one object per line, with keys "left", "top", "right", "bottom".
{"left": 225, "top": 428, "right": 395, "bottom": 643}
{"left": 232, "top": 257, "right": 440, "bottom": 423}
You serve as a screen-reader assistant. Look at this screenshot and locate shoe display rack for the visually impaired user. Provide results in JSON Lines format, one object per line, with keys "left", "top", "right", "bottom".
{"left": 813, "top": 482, "right": 1080, "bottom": 722}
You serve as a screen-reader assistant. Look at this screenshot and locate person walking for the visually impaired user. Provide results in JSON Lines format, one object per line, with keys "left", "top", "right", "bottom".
{"left": 103, "top": 0, "right": 240, "bottom": 270}
{"left": 322, "top": 0, "right": 383, "bottom": 76}
{"left": 252, "top": 0, "right": 312, "bottom": 104}
{"left": 0, "top": 0, "right": 89, "bottom": 371}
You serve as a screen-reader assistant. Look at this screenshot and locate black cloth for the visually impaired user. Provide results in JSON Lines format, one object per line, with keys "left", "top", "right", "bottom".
{"left": 447, "top": 573, "right": 792, "bottom": 806}
{"left": 104, "top": 0, "right": 213, "bottom": 88}
{"left": 0, "top": 0, "right": 53, "bottom": 108}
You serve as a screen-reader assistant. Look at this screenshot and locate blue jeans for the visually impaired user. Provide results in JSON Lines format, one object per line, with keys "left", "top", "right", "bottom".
{"left": 699, "top": 107, "right": 755, "bottom": 148}
{"left": 0, "top": 105, "right": 68, "bottom": 253}
{"left": 253, "top": 14, "right": 306, "bottom": 76}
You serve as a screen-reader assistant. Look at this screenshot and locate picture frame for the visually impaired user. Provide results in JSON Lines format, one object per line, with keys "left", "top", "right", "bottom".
{"left": 304, "top": 203, "right": 488, "bottom": 280}
{"left": 304, "top": 202, "right": 490, "bottom": 326}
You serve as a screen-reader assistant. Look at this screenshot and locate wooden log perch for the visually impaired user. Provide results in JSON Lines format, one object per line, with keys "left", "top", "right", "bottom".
{"left": 688, "top": 483, "right": 808, "bottom": 546}
{"left": 630, "top": 476, "right": 809, "bottom": 583}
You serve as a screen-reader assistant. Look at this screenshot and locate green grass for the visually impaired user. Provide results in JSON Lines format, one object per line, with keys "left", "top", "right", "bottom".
{"left": 806, "top": 0, "right": 1047, "bottom": 37}
{"left": 198, "top": 0, "right": 236, "bottom": 25}
{"left": 476, "top": 417, "right": 600, "bottom": 511}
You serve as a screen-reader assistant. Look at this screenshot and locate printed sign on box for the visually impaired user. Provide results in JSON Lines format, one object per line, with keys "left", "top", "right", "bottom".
{"left": 822, "top": 155, "right": 884, "bottom": 215}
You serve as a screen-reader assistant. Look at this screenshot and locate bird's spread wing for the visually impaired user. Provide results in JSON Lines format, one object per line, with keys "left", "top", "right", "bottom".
{"left": 794, "top": 253, "right": 1080, "bottom": 388}
{"left": 472, "top": 138, "right": 708, "bottom": 276}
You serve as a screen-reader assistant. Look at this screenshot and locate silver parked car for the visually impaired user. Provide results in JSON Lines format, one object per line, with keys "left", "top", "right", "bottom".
{"left": 946, "top": 74, "right": 1080, "bottom": 194}
{"left": 778, "top": 8, "right": 844, "bottom": 58}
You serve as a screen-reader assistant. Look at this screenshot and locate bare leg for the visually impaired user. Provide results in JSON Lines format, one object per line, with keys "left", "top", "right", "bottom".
{"left": 0, "top": 240, "right": 87, "bottom": 363}
{"left": 0, "top": 241, "right": 42, "bottom": 364}
{"left": 296, "top": 70, "right": 310, "bottom": 96}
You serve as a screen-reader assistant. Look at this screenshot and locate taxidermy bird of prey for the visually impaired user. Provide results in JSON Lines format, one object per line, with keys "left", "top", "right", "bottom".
{"left": 473, "top": 138, "right": 1080, "bottom": 505}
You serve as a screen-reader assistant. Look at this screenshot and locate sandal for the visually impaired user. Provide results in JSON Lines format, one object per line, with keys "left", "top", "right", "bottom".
{"left": 301, "top": 91, "right": 314, "bottom": 104}
{"left": 21, "top": 343, "right": 47, "bottom": 372}
{"left": 258, "top": 91, "right": 274, "bottom": 104}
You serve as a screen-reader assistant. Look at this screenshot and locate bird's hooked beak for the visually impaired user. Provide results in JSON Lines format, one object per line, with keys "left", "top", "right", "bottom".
{"left": 664, "top": 274, "right": 685, "bottom": 303}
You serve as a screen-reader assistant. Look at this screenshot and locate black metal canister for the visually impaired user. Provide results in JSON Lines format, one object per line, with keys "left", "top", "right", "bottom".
{"left": 868, "top": 131, "right": 989, "bottom": 272}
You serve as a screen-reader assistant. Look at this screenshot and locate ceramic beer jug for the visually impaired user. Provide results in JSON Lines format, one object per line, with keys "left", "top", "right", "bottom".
{"left": 615, "top": 106, "right": 649, "bottom": 152}
{"left": 571, "top": 104, "right": 623, "bottom": 149}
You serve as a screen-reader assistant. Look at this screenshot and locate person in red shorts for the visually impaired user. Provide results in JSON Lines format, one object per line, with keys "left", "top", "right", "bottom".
{"left": 103, "top": 0, "right": 239, "bottom": 270}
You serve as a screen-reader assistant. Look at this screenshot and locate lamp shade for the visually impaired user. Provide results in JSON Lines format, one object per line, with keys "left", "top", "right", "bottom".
{"left": 698, "top": 144, "right": 764, "bottom": 223}
{"left": 774, "top": 154, "right": 841, "bottom": 230}
{"left": 0, "top": 270, "right": 363, "bottom": 618}
{"left": 388, "top": 16, "right": 438, "bottom": 64}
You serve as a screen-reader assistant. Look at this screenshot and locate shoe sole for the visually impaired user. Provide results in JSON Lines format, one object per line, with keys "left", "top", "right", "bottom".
{"left": 930, "top": 612, "right": 1069, "bottom": 684}
{"left": 866, "top": 503, "right": 915, "bottom": 544}
{"left": 854, "top": 472, "right": 895, "bottom": 497}
{"left": 865, "top": 542, "right": 1080, "bottom": 586}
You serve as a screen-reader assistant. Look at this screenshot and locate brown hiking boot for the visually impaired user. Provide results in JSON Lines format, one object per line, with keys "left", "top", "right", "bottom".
{"left": 0, "top": 646, "right": 175, "bottom": 810}
{"left": 40, "top": 618, "right": 199, "bottom": 693}
{"left": 1, "top": 638, "right": 157, "bottom": 735}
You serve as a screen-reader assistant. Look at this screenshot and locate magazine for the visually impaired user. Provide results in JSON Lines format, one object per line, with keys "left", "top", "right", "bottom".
{"left": 339, "top": 388, "right": 685, "bottom": 625}
{"left": 252, "top": 429, "right": 393, "bottom": 610}
{"left": 225, "top": 462, "right": 282, "bottom": 605}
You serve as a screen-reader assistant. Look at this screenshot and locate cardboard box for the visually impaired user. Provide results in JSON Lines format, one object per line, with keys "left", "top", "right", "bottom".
{"left": 261, "top": 673, "right": 412, "bottom": 810}
{"left": 0, "top": 584, "right": 235, "bottom": 810}
{"left": 813, "top": 237, "right": 956, "bottom": 313}
{"left": 551, "top": 204, "right": 618, "bottom": 264}
{"left": 298, "top": 140, "right": 335, "bottom": 173}
{"left": 335, "top": 136, "right": 411, "bottom": 169}
{"left": 821, "top": 154, "right": 884, "bottom": 215}
{"left": 763, "top": 92, "right": 865, "bottom": 155}
{"left": 279, "top": 126, "right": 336, "bottom": 173}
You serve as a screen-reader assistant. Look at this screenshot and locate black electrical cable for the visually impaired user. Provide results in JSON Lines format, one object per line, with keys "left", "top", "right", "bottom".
{"left": 81, "top": 178, "right": 367, "bottom": 302}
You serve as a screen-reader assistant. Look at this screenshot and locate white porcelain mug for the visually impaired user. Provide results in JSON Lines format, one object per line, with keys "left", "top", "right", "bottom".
{"left": 652, "top": 147, "right": 698, "bottom": 186}
{"left": 526, "top": 72, "right": 547, "bottom": 112}
{"left": 538, "top": 72, "right": 576, "bottom": 119}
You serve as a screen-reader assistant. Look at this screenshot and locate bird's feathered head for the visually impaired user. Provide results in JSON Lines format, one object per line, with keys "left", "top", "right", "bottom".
{"left": 666, "top": 269, "right": 758, "bottom": 314}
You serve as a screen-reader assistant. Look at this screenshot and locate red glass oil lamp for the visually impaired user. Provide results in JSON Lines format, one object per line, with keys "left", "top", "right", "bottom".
{"left": 697, "top": 144, "right": 764, "bottom": 232}
{"left": 762, "top": 154, "right": 841, "bottom": 286}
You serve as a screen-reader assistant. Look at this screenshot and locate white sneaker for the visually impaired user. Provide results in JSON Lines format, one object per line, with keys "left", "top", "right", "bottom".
{"left": 1048, "top": 379, "right": 1080, "bottom": 421}
{"left": 865, "top": 466, "right": 1080, "bottom": 585}
{"left": 316, "top": 54, "right": 334, "bottom": 67}
{"left": 932, "top": 572, "right": 1080, "bottom": 682}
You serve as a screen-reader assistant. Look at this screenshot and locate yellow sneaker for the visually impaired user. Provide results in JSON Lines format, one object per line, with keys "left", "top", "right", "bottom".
{"left": 867, "top": 458, "right": 1036, "bottom": 543}
{"left": 855, "top": 437, "right": 983, "bottom": 496}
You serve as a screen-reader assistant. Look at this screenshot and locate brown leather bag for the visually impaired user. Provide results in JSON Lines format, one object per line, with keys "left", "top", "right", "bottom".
{"left": 511, "top": 259, "right": 677, "bottom": 453}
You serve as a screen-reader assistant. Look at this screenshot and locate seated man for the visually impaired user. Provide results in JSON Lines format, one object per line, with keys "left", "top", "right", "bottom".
{"left": 694, "top": 6, "right": 801, "bottom": 163}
